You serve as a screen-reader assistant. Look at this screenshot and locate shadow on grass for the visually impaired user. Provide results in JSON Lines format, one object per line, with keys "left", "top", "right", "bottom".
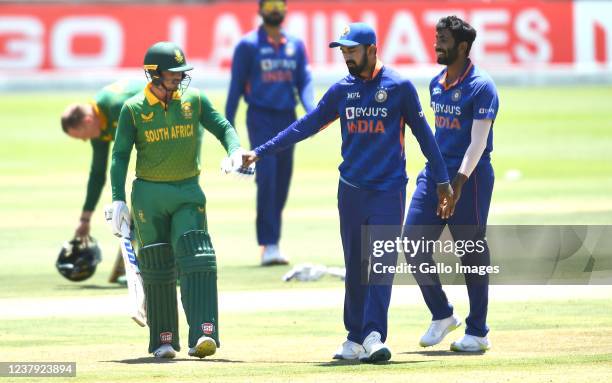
{"left": 56, "top": 284, "right": 126, "bottom": 291}
{"left": 400, "top": 350, "right": 486, "bottom": 357}
{"left": 104, "top": 358, "right": 245, "bottom": 364}
{"left": 317, "top": 360, "right": 430, "bottom": 367}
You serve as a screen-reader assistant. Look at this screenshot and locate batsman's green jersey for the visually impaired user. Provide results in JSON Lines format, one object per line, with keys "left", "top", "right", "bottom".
{"left": 83, "top": 79, "right": 144, "bottom": 212}
{"left": 111, "top": 84, "right": 240, "bottom": 202}
{"left": 110, "top": 83, "right": 238, "bottom": 351}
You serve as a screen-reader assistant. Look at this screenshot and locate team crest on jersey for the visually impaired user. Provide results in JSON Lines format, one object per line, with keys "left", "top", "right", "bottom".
{"left": 285, "top": 42, "right": 296, "bottom": 57}
{"left": 374, "top": 88, "right": 388, "bottom": 103}
{"left": 174, "top": 50, "right": 184, "bottom": 64}
{"left": 160, "top": 332, "right": 173, "bottom": 344}
{"left": 202, "top": 322, "right": 214, "bottom": 335}
{"left": 181, "top": 102, "right": 193, "bottom": 119}
{"left": 141, "top": 112, "right": 154, "bottom": 122}
{"left": 452, "top": 89, "right": 462, "bottom": 102}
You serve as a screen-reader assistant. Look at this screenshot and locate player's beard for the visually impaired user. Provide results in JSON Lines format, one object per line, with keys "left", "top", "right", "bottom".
{"left": 346, "top": 51, "right": 369, "bottom": 77}
{"left": 436, "top": 45, "right": 459, "bottom": 65}
{"left": 262, "top": 12, "right": 285, "bottom": 27}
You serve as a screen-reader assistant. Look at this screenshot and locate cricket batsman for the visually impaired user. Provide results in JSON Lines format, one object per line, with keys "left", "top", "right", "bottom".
{"left": 61, "top": 79, "right": 144, "bottom": 284}
{"left": 404, "top": 16, "right": 499, "bottom": 352}
{"left": 243, "top": 23, "right": 454, "bottom": 363}
{"left": 110, "top": 41, "right": 250, "bottom": 358}
{"left": 226, "top": 0, "right": 315, "bottom": 266}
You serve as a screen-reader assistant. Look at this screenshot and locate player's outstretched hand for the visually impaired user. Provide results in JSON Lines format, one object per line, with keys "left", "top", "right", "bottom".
{"left": 436, "top": 182, "right": 455, "bottom": 219}
{"left": 221, "top": 148, "right": 255, "bottom": 180}
{"left": 242, "top": 150, "right": 259, "bottom": 168}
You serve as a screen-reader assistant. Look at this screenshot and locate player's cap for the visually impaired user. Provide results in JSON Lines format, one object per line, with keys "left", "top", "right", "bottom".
{"left": 329, "top": 22, "right": 376, "bottom": 48}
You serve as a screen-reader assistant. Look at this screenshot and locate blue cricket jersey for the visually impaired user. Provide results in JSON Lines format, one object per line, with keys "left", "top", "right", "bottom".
{"left": 226, "top": 27, "right": 315, "bottom": 126}
{"left": 430, "top": 59, "right": 499, "bottom": 168}
{"left": 255, "top": 62, "right": 450, "bottom": 191}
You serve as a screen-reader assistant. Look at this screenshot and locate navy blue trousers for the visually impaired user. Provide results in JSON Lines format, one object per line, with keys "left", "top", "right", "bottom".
{"left": 247, "top": 106, "right": 297, "bottom": 245}
{"left": 338, "top": 180, "right": 406, "bottom": 344}
{"left": 404, "top": 163, "right": 494, "bottom": 337}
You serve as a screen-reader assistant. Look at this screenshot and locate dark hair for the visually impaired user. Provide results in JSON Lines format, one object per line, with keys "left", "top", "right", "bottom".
{"left": 61, "top": 105, "right": 86, "bottom": 133}
{"left": 436, "top": 16, "right": 477, "bottom": 56}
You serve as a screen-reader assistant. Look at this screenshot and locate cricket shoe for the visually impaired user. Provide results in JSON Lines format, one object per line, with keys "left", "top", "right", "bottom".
{"left": 333, "top": 340, "right": 364, "bottom": 360}
{"left": 188, "top": 336, "right": 217, "bottom": 358}
{"left": 152, "top": 344, "right": 176, "bottom": 359}
{"left": 261, "top": 245, "right": 289, "bottom": 266}
{"left": 450, "top": 334, "right": 491, "bottom": 352}
{"left": 359, "top": 331, "right": 391, "bottom": 363}
{"left": 419, "top": 314, "right": 462, "bottom": 347}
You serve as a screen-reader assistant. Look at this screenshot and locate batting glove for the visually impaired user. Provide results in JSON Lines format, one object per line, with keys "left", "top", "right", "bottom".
{"left": 221, "top": 148, "right": 255, "bottom": 180}
{"left": 106, "top": 201, "right": 131, "bottom": 238}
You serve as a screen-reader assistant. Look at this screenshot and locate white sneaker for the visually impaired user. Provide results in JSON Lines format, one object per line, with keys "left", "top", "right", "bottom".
{"left": 188, "top": 335, "right": 217, "bottom": 358}
{"left": 261, "top": 245, "right": 289, "bottom": 266}
{"left": 333, "top": 340, "right": 364, "bottom": 360}
{"left": 419, "top": 314, "right": 462, "bottom": 347}
{"left": 359, "top": 331, "right": 391, "bottom": 363}
{"left": 152, "top": 344, "right": 176, "bottom": 359}
{"left": 450, "top": 334, "right": 491, "bottom": 352}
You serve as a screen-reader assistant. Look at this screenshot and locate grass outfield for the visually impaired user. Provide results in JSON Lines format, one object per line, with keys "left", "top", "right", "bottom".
{"left": 2, "top": 300, "right": 612, "bottom": 382}
{"left": 0, "top": 86, "right": 611, "bottom": 381}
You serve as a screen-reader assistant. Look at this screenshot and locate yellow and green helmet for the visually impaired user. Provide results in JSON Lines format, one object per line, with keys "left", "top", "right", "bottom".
{"left": 143, "top": 41, "right": 193, "bottom": 86}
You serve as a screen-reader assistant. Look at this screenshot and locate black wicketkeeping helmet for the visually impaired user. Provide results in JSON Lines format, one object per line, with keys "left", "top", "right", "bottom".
{"left": 56, "top": 238, "right": 102, "bottom": 282}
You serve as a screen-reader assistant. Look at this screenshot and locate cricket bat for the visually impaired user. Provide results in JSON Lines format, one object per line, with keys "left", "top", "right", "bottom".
{"left": 105, "top": 206, "right": 147, "bottom": 327}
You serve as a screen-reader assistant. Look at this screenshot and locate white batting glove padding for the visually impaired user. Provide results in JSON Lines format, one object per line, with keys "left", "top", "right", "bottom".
{"left": 221, "top": 148, "right": 255, "bottom": 180}
{"left": 109, "top": 201, "right": 130, "bottom": 238}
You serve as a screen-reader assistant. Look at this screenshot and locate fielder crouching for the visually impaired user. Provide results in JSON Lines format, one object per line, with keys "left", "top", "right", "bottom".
{"left": 110, "top": 42, "right": 251, "bottom": 359}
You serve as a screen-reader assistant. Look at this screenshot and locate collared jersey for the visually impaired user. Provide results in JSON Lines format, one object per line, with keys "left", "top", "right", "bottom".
{"left": 255, "top": 64, "right": 449, "bottom": 190}
{"left": 430, "top": 60, "right": 499, "bottom": 168}
{"left": 111, "top": 84, "right": 241, "bottom": 201}
{"left": 225, "top": 26, "right": 315, "bottom": 126}
{"left": 83, "top": 79, "right": 144, "bottom": 211}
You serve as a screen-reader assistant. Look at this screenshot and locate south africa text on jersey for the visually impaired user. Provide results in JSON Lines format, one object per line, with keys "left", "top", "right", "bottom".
{"left": 144, "top": 124, "right": 194, "bottom": 143}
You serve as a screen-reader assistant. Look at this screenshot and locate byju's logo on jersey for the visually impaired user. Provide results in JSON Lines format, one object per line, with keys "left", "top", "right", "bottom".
{"left": 346, "top": 107, "right": 355, "bottom": 119}
{"left": 375, "top": 88, "right": 388, "bottom": 103}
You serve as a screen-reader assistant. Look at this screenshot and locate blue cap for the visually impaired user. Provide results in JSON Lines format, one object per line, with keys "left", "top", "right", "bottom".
{"left": 329, "top": 22, "right": 376, "bottom": 48}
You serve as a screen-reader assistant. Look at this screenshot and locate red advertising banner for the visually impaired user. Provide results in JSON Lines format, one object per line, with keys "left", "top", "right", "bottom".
{"left": 0, "top": 1, "right": 610, "bottom": 72}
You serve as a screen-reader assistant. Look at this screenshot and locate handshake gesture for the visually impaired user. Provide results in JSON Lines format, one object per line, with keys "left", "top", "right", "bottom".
{"left": 220, "top": 148, "right": 256, "bottom": 179}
